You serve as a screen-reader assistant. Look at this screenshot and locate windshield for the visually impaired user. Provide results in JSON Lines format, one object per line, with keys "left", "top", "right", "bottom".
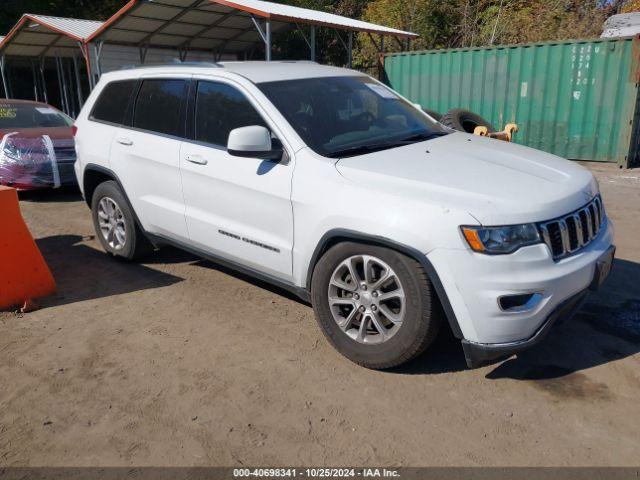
{"left": 258, "top": 76, "right": 449, "bottom": 158}
{"left": 0, "top": 103, "right": 73, "bottom": 129}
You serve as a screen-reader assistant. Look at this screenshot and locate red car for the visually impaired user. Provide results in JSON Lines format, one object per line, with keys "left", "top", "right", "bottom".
{"left": 0, "top": 99, "right": 77, "bottom": 190}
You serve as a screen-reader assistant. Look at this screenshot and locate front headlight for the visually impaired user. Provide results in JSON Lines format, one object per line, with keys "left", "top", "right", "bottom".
{"left": 1, "top": 143, "right": 22, "bottom": 162}
{"left": 460, "top": 224, "right": 541, "bottom": 254}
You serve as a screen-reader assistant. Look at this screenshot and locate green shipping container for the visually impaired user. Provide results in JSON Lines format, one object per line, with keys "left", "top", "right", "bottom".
{"left": 383, "top": 36, "right": 640, "bottom": 167}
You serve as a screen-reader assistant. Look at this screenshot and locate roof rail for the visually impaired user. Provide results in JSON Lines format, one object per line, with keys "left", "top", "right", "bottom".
{"left": 119, "top": 61, "right": 222, "bottom": 70}
{"left": 220, "top": 60, "right": 318, "bottom": 64}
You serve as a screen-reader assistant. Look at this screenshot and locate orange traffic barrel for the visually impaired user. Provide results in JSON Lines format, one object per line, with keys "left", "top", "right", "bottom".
{"left": 0, "top": 186, "right": 56, "bottom": 310}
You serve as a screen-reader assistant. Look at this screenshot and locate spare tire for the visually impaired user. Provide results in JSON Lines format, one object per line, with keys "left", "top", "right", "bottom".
{"left": 441, "top": 108, "right": 495, "bottom": 133}
{"left": 423, "top": 109, "right": 442, "bottom": 122}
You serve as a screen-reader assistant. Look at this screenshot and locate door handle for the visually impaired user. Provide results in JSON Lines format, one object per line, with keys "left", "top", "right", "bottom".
{"left": 186, "top": 154, "right": 208, "bottom": 165}
{"left": 116, "top": 137, "right": 133, "bottom": 146}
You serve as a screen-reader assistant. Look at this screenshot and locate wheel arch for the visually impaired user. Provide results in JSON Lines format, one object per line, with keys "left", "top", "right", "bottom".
{"left": 83, "top": 165, "right": 116, "bottom": 208}
{"left": 305, "top": 229, "right": 464, "bottom": 339}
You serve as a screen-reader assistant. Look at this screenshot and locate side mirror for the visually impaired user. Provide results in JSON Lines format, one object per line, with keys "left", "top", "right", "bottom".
{"left": 227, "top": 125, "right": 283, "bottom": 160}
{"left": 413, "top": 103, "right": 422, "bottom": 111}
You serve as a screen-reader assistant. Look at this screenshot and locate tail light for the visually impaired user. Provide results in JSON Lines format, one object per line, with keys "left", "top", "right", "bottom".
{"left": 71, "top": 125, "right": 78, "bottom": 137}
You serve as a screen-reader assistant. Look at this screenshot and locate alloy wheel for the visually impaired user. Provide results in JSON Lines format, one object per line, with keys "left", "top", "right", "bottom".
{"left": 328, "top": 255, "right": 406, "bottom": 344}
{"left": 97, "top": 196, "right": 127, "bottom": 251}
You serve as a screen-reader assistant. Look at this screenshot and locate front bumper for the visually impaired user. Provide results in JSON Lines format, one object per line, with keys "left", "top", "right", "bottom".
{"left": 427, "top": 217, "right": 614, "bottom": 367}
{"left": 0, "top": 161, "right": 77, "bottom": 190}
{"left": 461, "top": 288, "right": 589, "bottom": 368}
{"left": 428, "top": 218, "right": 614, "bottom": 343}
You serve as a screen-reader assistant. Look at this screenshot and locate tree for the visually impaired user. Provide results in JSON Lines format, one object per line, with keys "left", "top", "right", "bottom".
{"left": 495, "top": 0, "right": 611, "bottom": 44}
{"left": 0, "top": 0, "right": 123, "bottom": 35}
{"left": 354, "top": 0, "right": 616, "bottom": 67}
{"left": 0, "top": 0, "right": 629, "bottom": 70}
{"left": 353, "top": 0, "right": 458, "bottom": 71}
{"left": 621, "top": 0, "right": 640, "bottom": 11}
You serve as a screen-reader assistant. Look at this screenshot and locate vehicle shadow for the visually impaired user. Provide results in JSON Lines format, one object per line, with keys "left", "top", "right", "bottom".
{"left": 32, "top": 234, "right": 640, "bottom": 379}
{"left": 191, "top": 259, "right": 311, "bottom": 305}
{"left": 18, "top": 187, "right": 82, "bottom": 203}
{"left": 35, "top": 235, "right": 184, "bottom": 308}
{"left": 392, "top": 258, "right": 640, "bottom": 377}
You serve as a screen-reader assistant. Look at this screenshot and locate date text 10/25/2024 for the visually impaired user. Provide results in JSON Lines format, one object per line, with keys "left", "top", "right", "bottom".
{"left": 233, "top": 468, "right": 401, "bottom": 478}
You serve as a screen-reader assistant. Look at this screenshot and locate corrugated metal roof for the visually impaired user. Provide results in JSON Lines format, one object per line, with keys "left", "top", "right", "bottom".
{"left": 0, "top": 0, "right": 415, "bottom": 61}
{"left": 26, "top": 15, "right": 103, "bottom": 40}
{"left": 210, "top": 0, "right": 417, "bottom": 37}
{"left": 0, "top": 14, "right": 103, "bottom": 57}
{"left": 87, "top": 0, "right": 416, "bottom": 53}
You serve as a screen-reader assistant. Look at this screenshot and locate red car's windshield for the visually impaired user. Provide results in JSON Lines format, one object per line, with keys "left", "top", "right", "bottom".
{"left": 0, "top": 103, "right": 73, "bottom": 129}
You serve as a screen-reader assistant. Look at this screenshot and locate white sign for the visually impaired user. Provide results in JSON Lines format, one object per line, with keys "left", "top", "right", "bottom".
{"left": 365, "top": 83, "right": 399, "bottom": 99}
{"left": 36, "top": 107, "right": 57, "bottom": 115}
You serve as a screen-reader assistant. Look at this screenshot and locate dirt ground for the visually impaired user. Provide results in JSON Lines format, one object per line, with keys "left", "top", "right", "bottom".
{"left": 1, "top": 162, "right": 639, "bottom": 467}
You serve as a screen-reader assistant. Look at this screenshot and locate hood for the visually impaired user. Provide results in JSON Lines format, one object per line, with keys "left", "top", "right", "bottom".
{"left": 335, "top": 132, "right": 598, "bottom": 225}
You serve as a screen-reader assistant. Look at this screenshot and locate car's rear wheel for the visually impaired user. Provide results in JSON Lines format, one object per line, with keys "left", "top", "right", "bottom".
{"left": 91, "top": 181, "right": 152, "bottom": 260}
{"left": 311, "top": 242, "right": 442, "bottom": 369}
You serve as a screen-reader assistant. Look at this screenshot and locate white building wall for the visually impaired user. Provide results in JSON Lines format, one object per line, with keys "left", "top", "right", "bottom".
{"left": 89, "top": 44, "right": 238, "bottom": 76}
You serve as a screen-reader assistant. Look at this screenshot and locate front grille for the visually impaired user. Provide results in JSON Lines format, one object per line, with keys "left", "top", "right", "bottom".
{"left": 539, "top": 196, "right": 605, "bottom": 260}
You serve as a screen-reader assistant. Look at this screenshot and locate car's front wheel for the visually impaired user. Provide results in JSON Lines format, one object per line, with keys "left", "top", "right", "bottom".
{"left": 91, "top": 180, "right": 152, "bottom": 260}
{"left": 311, "top": 242, "right": 442, "bottom": 369}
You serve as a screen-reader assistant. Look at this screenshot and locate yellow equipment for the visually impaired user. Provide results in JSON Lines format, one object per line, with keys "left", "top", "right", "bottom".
{"left": 474, "top": 123, "right": 519, "bottom": 142}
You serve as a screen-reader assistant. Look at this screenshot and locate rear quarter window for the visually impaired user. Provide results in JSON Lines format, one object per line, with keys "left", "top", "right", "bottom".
{"left": 90, "top": 80, "right": 137, "bottom": 125}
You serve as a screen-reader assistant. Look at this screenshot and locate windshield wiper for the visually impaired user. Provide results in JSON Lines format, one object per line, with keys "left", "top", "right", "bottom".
{"left": 326, "top": 143, "right": 400, "bottom": 158}
{"left": 396, "top": 131, "right": 449, "bottom": 144}
{"left": 327, "top": 132, "right": 449, "bottom": 158}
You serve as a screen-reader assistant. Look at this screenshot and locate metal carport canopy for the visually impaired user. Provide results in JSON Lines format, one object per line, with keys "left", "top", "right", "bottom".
{"left": 0, "top": 14, "right": 103, "bottom": 58}
{"left": 0, "top": 15, "right": 103, "bottom": 112}
{"left": 86, "top": 0, "right": 417, "bottom": 60}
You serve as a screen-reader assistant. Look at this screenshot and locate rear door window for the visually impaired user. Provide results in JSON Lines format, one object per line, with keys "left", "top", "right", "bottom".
{"left": 194, "top": 81, "right": 266, "bottom": 147}
{"left": 133, "top": 79, "right": 188, "bottom": 138}
{"left": 90, "top": 80, "right": 137, "bottom": 125}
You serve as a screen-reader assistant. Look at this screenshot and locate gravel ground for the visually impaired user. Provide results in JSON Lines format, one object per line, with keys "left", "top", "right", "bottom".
{"left": 1, "top": 162, "right": 639, "bottom": 467}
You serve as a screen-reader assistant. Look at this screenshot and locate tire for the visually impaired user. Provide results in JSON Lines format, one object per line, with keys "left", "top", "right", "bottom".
{"left": 441, "top": 108, "right": 495, "bottom": 133}
{"left": 91, "top": 180, "right": 153, "bottom": 260}
{"left": 311, "top": 242, "right": 442, "bottom": 369}
{"left": 423, "top": 109, "right": 442, "bottom": 122}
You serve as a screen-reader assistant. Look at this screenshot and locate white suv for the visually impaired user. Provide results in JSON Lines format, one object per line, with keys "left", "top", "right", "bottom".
{"left": 74, "top": 62, "right": 615, "bottom": 369}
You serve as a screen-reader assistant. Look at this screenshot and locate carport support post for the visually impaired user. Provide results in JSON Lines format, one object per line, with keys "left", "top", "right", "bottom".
{"left": 39, "top": 57, "right": 49, "bottom": 104}
{"left": 54, "top": 56, "right": 63, "bottom": 113}
{"left": 72, "top": 55, "right": 83, "bottom": 109}
{"left": 93, "top": 41, "right": 104, "bottom": 83}
{"left": 0, "top": 56, "right": 9, "bottom": 99}
{"left": 265, "top": 19, "right": 272, "bottom": 61}
{"left": 79, "top": 43, "right": 94, "bottom": 90}
{"left": 30, "top": 59, "right": 39, "bottom": 101}
{"left": 378, "top": 35, "right": 385, "bottom": 80}
{"left": 55, "top": 56, "right": 70, "bottom": 115}
{"left": 139, "top": 45, "right": 149, "bottom": 65}
{"left": 348, "top": 32, "right": 353, "bottom": 68}
{"left": 310, "top": 26, "right": 316, "bottom": 62}
{"left": 66, "top": 59, "right": 77, "bottom": 116}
